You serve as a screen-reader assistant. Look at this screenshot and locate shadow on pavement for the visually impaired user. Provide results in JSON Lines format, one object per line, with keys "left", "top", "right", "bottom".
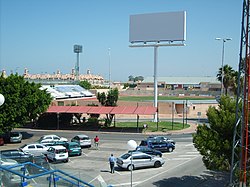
{"left": 152, "top": 171, "right": 229, "bottom": 187}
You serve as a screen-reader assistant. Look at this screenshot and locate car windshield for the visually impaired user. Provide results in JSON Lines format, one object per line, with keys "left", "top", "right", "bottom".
{"left": 11, "top": 132, "right": 20, "bottom": 137}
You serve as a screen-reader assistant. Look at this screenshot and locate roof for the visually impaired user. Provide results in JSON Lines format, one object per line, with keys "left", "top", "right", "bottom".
{"left": 144, "top": 76, "right": 219, "bottom": 84}
{"left": 46, "top": 106, "right": 157, "bottom": 115}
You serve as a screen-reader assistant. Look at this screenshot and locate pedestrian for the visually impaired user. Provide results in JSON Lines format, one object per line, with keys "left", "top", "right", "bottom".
{"left": 109, "top": 153, "right": 116, "bottom": 173}
{"left": 94, "top": 135, "right": 100, "bottom": 149}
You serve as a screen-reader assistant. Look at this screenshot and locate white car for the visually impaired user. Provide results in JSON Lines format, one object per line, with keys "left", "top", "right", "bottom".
{"left": 20, "top": 143, "right": 49, "bottom": 156}
{"left": 116, "top": 152, "right": 165, "bottom": 170}
{"left": 38, "top": 134, "right": 68, "bottom": 145}
{"left": 71, "top": 134, "right": 91, "bottom": 148}
{"left": 45, "top": 145, "right": 68, "bottom": 163}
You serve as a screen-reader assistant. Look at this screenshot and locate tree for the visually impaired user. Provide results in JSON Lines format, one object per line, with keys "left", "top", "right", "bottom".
{"left": 97, "top": 88, "right": 119, "bottom": 126}
{"left": 128, "top": 75, "right": 134, "bottom": 82}
{"left": 79, "top": 80, "right": 91, "bottom": 90}
{"left": 193, "top": 96, "right": 239, "bottom": 171}
{"left": 217, "top": 64, "right": 236, "bottom": 95}
{"left": 0, "top": 74, "right": 52, "bottom": 133}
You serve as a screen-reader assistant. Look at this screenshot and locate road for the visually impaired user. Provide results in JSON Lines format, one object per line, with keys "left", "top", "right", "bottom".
{"left": 0, "top": 129, "right": 229, "bottom": 187}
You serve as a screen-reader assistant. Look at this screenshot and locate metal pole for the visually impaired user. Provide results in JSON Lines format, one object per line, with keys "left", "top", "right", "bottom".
{"left": 221, "top": 40, "right": 225, "bottom": 96}
{"left": 108, "top": 48, "right": 111, "bottom": 89}
{"left": 183, "top": 100, "right": 185, "bottom": 127}
{"left": 186, "top": 99, "right": 188, "bottom": 125}
{"left": 153, "top": 46, "right": 158, "bottom": 122}
{"left": 172, "top": 102, "right": 174, "bottom": 130}
{"left": 130, "top": 151, "right": 133, "bottom": 187}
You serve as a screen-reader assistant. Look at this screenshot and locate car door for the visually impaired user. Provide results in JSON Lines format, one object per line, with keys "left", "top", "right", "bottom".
{"left": 36, "top": 144, "right": 47, "bottom": 155}
{"left": 46, "top": 147, "right": 55, "bottom": 160}
{"left": 140, "top": 154, "right": 153, "bottom": 167}
{"left": 26, "top": 145, "right": 36, "bottom": 154}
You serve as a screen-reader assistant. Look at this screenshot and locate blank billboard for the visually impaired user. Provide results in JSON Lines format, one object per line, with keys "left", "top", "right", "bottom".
{"left": 129, "top": 11, "right": 186, "bottom": 43}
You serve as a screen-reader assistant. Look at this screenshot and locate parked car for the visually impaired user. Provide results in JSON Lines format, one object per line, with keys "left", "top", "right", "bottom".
{"left": 64, "top": 142, "right": 82, "bottom": 156}
{"left": 43, "top": 141, "right": 67, "bottom": 147}
{"left": 139, "top": 139, "right": 175, "bottom": 152}
{"left": 38, "top": 134, "right": 68, "bottom": 145}
{"left": 28, "top": 155, "right": 51, "bottom": 174}
{"left": 2, "top": 132, "right": 22, "bottom": 143}
{"left": 147, "top": 136, "right": 175, "bottom": 145}
{"left": 20, "top": 143, "right": 49, "bottom": 156}
{"left": 45, "top": 145, "right": 69, "bottom": 163}
{"left": 0, "top": 149, "right": 34, "bottom": 163}
{"left": 130, "top": 146, "right": 162, "bottom": 157}
{"left": 116, "top": 152, "right": 165, "bottom": 170}
{"left": 71, "top": 134, "right": 91, "bottom": 148}
{"left": 1, "top": 158, "right": 30, "bottom": 187}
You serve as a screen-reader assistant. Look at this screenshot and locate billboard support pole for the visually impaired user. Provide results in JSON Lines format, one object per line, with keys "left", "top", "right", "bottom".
{"left": 130, "top": 43, "right": 185, "bottom": 122}
{"left": 153, "top": 46, "right": 158, "bottom": 122}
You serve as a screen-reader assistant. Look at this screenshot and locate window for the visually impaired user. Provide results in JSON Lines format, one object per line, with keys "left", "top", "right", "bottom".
{"left": 36, "top": 145, "right": 44, "bottom": 149}
{"left": 28, "top": 145, "right": 35, "bottom": 149}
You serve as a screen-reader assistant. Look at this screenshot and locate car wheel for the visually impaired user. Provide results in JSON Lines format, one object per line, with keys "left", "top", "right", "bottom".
{"left": 64, "top": 159, "right": 69, "bottom": 163}
{"left": 168, "top": 147, "right": 173, "bottom": 152}
{"left": 154, "top": 161, "right": 161, "bottom": 168}
{"left": 127, "top": 164, "right": 134, "bottom": 171}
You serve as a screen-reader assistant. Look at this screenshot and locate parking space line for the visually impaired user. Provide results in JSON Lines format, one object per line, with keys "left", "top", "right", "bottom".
{"left": 133, "top": 155, "right": 201, "bottom": 187}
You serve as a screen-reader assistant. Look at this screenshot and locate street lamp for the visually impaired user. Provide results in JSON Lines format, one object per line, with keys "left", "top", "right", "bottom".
{"left": 0, "top": 94, "right": 4, "bottom": 106}
{"left": 108, "top": 48, "right": 111, "bottom": 89}
{"left": 127, "top": 140, "right": 137, "bottom": 187}
{"left": 215, "top": 37, "right": 232, "bottom": 96}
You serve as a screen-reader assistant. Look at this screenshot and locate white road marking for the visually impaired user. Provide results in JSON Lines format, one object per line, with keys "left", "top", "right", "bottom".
{"left": 133, "top": 155, "right": 201, "bottom": 187}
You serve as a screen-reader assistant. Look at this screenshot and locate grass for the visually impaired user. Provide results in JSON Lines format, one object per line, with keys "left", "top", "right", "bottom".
{"left": 119, "top": 95, "right": 214, "bottom": 102}
{"left": 113, "top": 121, "right": 190, "bottom": 132}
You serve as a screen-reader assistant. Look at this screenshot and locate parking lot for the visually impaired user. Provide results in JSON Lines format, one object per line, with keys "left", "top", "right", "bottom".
{"left": 0, "top": 129, "right": 204, "bottom": 187}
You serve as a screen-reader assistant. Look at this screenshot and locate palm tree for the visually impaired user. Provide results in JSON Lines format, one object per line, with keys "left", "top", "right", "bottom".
{"left": 217, "top": 64, "right": 236, "bottom": 95}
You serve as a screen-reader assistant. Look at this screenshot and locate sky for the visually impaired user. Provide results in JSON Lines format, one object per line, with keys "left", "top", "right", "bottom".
{"left": 0, "top": 0, "right": 243, "bottom": 82}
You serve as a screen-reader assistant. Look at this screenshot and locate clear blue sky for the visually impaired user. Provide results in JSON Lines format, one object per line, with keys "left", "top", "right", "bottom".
{"left": 0, "top": 0, "right": 242, "bottom": 82}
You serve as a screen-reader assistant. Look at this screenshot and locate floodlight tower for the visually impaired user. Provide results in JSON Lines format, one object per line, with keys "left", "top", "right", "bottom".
{"left": 230, "top": 0, "right": 250, "bottom": 186}
{"left": 73, "top": 44, "right": 83, "bottom": 82}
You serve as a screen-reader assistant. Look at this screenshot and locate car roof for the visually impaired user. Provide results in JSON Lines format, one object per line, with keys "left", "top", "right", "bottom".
{"left": 50, "top": 145, "right": 66, "bottom": 149}
{"left": 1, "top": 149, "right": 20, "bottom": 152}
{"left": 75, "top": 134, "right": 89, "bottom": 138}
{"left": 66, "top": 142, "right": 79, "bottom": 145}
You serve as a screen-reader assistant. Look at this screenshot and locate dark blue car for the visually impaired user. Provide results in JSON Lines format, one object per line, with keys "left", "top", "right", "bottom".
{"left": 139, "top": 139, "right": 175, "bottom": 152}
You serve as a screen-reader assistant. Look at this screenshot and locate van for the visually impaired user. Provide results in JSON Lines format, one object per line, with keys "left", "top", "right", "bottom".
{"left": 45, "top": 145, "right": 69, "bottom": 163}
{"left": 139, "top": 139, "right": 175, "bottom": 152}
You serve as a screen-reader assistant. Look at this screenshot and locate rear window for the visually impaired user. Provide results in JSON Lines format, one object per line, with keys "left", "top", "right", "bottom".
{"left": 121, "top": 153, "right": 130, "bottom": 159}
{"left": 69, "top": 144, "right": 79, "bottom": 148}
{"left": 56, "top": 149, "right": 66, "bottom": 154}
{"left": 80, "top": 137, "right": 89, "bottom": 140}
{"left": 10, "top": 132, "right": 20, "bottom": 137}
{"left": 139, "top": 141, "right": 147, "bottom": 146}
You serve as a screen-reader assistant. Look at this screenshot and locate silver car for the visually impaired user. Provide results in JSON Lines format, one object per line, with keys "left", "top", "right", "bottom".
{"left": 71, "top": 134, "right": 91, "bottom": 148}
{"left": 116, "top": 152, "right": 165, "bottom": 170}
{"left": 9, "top": 132, "right": 22, "bottom": 143}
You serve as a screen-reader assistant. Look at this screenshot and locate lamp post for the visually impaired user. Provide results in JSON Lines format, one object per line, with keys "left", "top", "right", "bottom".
{"left": 108, "top": 48, "right": 111, "bottom": 89}
{"left": 215, "top": 37, "right": 232, "bottom": 96}
{"left": 127, "top": 140, "right": 137, "bottom": 187}
{"left": 0, "top": 94, "right": 4, "bottom": 106}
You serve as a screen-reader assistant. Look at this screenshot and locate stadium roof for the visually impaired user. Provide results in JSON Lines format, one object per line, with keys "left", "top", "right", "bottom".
{"left": 46, "top": 106, "right": 157, "bottom": 115}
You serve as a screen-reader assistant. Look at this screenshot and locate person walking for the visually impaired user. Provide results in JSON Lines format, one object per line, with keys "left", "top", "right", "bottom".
{"left": 109, "top": 154, "right": 116, "bottom": 174}
{"left": 94, "top": 135, "right": 100, "bottom": 149}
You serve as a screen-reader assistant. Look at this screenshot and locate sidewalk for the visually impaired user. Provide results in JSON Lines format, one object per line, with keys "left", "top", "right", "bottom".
{"left": 144, "top": 122, "right": 198, "bottom": 135}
